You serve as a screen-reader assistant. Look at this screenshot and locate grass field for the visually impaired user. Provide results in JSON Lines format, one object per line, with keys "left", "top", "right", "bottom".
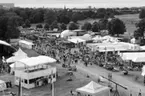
{"left": 115, "top": 14, "right": 140, "bottom": 36}
{"left": 78, "top": 14, "right": 140, "bottom": 37}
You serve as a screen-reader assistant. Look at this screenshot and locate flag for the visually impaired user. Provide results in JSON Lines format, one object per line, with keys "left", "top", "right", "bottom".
{"left": 18, "top": 78, "right": 22, "bottom": 96}
{"left": 141, "top": 65, "right": 145, "bottom": 76}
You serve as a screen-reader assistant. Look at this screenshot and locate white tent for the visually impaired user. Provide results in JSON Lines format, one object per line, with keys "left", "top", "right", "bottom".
{"left": 81, "top": 34, "right": 92, "bottom": 40}
{"left": 132, "top": 56, "right": 145, "bottom": 62}
{"left": 13, "top": 48, "right": 27, "bottom": 56}
{"left": 140, "top": 46, "right": 145, "bottom": 50}
{"left": 60, "top": 30, "right": 76, "bottom": 38}
{"left": 92, "top": 35, "right": 102, "bottom": 40}
{"left": 0, "top": 80, "right": 6, "bottom": 91}
{"left": 130, "top": 38, "right": 136, "bottom": 44}
{"left": 19, "top": 40, "right": 34, "bottom": 49}
{"left": 6, "top": 48, "right": 28, "bottom": 63}
{"left": 10, "top": 55, "right": 56, "bottom": 68}
{"left": 0, "top": 40, "right": 11, "bottom": 46}
{"left": 76, "top": 81, "right": 110, "bottom": 96}
{"left": 68, "top": 38, "right": 85, "bottom": 44}
{"left": 120, "top": 52, "right": 145, "bottom": 62}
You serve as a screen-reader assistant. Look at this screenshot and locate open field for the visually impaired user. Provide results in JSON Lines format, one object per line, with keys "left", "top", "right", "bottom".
{"left": 115, "top": 14, "right": 140, "bottom": 36}
{"left": 78, "top": 14, "right": 139, "bottom": 37}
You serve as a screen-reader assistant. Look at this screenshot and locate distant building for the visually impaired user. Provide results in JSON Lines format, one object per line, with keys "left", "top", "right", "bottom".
{"left": 0, "top": 3, "right": 14, "bottom": 9}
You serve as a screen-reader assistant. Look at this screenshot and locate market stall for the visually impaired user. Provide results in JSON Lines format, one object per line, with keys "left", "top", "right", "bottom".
{"left": 76, "top": 81, "right": 110, "bottom": 96}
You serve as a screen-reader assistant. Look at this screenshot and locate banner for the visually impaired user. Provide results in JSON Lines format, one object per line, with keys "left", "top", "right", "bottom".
{"left": 141, "top": 65, "right": 145, "bottom": 76}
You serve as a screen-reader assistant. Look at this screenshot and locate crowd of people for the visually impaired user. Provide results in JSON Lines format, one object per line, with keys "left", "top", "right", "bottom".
{"left": 32, "top": 35, "right": 122, "bottom": 70}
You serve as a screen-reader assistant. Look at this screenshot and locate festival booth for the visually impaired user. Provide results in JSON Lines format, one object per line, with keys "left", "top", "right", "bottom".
{"left": 76, "top": 81, "right": 110, "bottom": 96}
{"left": 13, "top": 56, "right": 57, "bottom": 89}
{"left": 0, "top": 80, "right": 6, "bottom": 92}
{"left": 19, "top": 40, "right": 34, "bottom": 49}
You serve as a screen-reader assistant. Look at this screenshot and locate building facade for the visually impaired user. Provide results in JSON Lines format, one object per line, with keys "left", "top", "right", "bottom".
{"left": 0, "top": 3, "right": 14, "bottom": 9}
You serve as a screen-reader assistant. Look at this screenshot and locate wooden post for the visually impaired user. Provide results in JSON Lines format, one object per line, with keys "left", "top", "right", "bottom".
{"left": 52, "top": 82, "right": 54, "bottom": 96}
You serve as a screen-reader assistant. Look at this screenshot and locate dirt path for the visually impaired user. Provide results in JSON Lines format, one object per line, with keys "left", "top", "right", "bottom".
{"left": 76, "top": 63, "right": 145, "bottom": 96}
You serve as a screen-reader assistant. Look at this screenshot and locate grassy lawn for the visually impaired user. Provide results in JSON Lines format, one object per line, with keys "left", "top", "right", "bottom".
{"left": 78, "top": 14, "right": 139, "bottom": 37}
{"left": 115, "top": 14, "right": 140, "bottom": 36}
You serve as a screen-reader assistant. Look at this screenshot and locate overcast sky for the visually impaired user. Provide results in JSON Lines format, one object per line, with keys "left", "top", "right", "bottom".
{"left": 1, "top": 0, "right": 145, "bottom": 8}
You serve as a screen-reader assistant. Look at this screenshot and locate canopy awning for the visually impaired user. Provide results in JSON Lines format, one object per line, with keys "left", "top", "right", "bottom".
{"left": 19, "top": 40, "right": 34, "bottom": 45}
{"left": 68, "top": 38, "right": 85, "bottom": 43}
{"left": 6, "top": 48, "right": 28, "bottom": 63}
{"left": 0, "top": 40, "right": 11, "bottom": 46}
{"left": 76, "top": 81, "right": 109, "bottom": 95}
{"left": 120, "top": 52, "right": 145, "bottom": 62}
{"left": 17, "top": 56, "right": 56, "bottom": 67}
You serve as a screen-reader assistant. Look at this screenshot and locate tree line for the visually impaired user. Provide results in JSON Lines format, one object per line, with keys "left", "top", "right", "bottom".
{"left": 0, "top": 7, "right": 143, "bottom": 42}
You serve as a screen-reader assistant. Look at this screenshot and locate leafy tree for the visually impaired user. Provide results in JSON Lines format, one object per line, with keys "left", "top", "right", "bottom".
{"left": 91, "top": 21, "right": 100, "bottom": 32}
{"left": 23, "top": 19, "right": 31, "bottom": 28}
{"left": 81, "top": 22, "right": 92, "bottom": 31}
{"left": 139, "top": 9, "right": 145, "bottom": 19}
{"left": 44, "top": 10, "right": 57, "bottom": 25}
{"left": 50, "top": 20, "right": 59, "bottom": 30}
{"left": 57, "top": 15, "right": 70, "bottom": 24}
{"left": 0, "top": 9, "right": 5, "bottom": 16}
{"left": 36, "top": 24, "right": 43, "bottom": 29}
{"left": 0, "top": 15, "right": 21, "bottom": 40}
{"left": 107, "top": 18, "right": 126, "bottom": 36}
{"left": 97, "top": 8, "right": 106, "bottom": 18}
{"left": 44, "top": 23, "right": 49, "bottom": 30}
{"left": 59, "top": 23, "right": 67, "bottom": 30}
{"left": 83, "top": 11, "right": 94, "bottom": 18}
{"left": 134, "top": 29, "right": 142, "bottom": 39}
{"left": 68, "top": 22, "right": 79, "bottom": 30}
{"left": 30, "top": 9, "right": 44, "bottom": 23}
{"left": 0, "top": 16, "right": 9, "bottom": 40}
{"left": 136, "top": 18, "right": 145, "bottom": 39}
{"left": 71, "top": 12, "right": 86, "bottom": 23}
{"left": 98, "top": 18, "right": 108, "bottom": 30}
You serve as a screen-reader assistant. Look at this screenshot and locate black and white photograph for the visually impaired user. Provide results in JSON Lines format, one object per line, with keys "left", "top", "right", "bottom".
{"left": 0, "top": 0, "right": 145, "bottom": 96}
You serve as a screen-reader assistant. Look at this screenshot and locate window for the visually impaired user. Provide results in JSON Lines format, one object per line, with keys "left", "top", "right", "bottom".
{"left": 24, "top": 79, "right": 27, "bottom": 84}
